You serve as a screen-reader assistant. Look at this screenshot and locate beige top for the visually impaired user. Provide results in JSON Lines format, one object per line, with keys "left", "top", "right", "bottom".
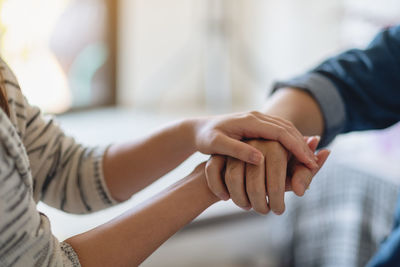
{"left": 0, "top": 58, "right": 118, "bottom": 267}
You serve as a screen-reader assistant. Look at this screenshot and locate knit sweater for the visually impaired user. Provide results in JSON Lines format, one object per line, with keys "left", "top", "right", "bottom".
{"left": 0, "top": 58, "right": 118, "bottom": 266}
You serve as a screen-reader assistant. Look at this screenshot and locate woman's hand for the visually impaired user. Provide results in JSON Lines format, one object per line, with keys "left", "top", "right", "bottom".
{"left": 189, "top": 111, "right": 318, "bottom": 169}
{"left": 103, "top": 110, "right": 319, "bottom": 203}
{"left": 67, "top": 162, "right": 220, "bottom": 267}
{"left": 205, "top": 136, "right": 330, "bottom": 215}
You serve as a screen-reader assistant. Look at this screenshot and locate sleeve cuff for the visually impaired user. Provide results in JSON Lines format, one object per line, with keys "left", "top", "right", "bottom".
{"left": 92, "top": 145, "right": 121, "bottom": 207}
{"left": 60, "top": 242, "right": 81, "bottom": 267}
{"left": 272, "top": 72, "right": 346, "bottom": 147}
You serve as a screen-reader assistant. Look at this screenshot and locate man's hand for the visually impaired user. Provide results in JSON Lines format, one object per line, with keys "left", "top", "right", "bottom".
{"left": 190, "top": 111, "right": 318, "bottom": 169}
{"left": 205, "top": 137, "right": 330, "bottom": 215}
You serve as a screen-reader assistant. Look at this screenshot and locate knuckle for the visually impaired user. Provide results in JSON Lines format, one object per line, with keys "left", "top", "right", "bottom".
{"left": 226, "top": 160, "right": 241, "bottom": 174}
{"left": 274, "top": 116, "right": 291, "bottom": 127}
{"left": 245, "top": 113, "right": 258, "bottom": 121}
{"left": 248, "top": 141, "right": 269, "bottom": 154}
{"left": 269, "top": 141, "right": 281, "bottom": 149}
{"left": 246, "top": 139, "right": 260, "bottom": 147}
{"left": 224, "top": 172, "right": 236, "bottom": 185}
{"left": 236, "top": 113, "right": 247, "bottom": 121}
{"left": 285, "top": 124, "right": 294, "bottom": 133}
{"left": 273, "top": 134, "right": 292, "bottom": 151}
{"left": 286, "top": 120, "right": 295, "bottom": 129}
{"left": 267, "top": 141, "right": 284, "bottom": 153}
{"left": 249, "top": 110, "right": 261, "bottom": 117}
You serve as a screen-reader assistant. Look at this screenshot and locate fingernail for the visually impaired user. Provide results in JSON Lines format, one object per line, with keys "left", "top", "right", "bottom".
{"left": 250, "top": 152, "right": 263, "bottom": 164}
{"left": 219, "top": 193, "right": 229, "bottom": 201}
{"left": 314, "top": 135, "right": 321, "bottom": 143}
{"left": 242, "top": 205, "right": 251, "bottom": 211}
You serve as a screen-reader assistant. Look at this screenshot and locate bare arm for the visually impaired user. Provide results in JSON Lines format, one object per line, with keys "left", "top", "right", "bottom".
{"left": 103, "top": 112, "right": 318, "bottom": 202}
{"left": 66, "top": 163, "right": 218, "bottom": 266}
{"left": 71, "top": 91, "right": 320, "bottom": 265}
{"left": 103, "top": 121, "right": 195, "bottom": 202}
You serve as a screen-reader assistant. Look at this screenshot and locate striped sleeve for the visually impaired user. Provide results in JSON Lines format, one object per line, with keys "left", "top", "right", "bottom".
{"left": 23, "top": 103, "right": 119, "bottom": 213}
{"left": 0, "top": 57, "right": 118, "bottom": 214}
{"left": 0, "top": 110, "right": 80, "bottom": 266}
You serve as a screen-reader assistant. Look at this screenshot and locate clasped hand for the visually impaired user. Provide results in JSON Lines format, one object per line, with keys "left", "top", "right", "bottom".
{"left": 190, "top": 111, "right": 330, "bottom": 215}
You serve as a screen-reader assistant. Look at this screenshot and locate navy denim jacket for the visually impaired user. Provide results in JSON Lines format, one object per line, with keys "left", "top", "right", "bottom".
{"left": 274, "top": 25, "right": 400, "bottom": 266}
{"left": 274, "top": 25, "right": 400, "bottom": 148}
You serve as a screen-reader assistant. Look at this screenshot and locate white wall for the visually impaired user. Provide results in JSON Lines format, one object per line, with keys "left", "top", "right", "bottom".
{"left": 117, "top": 0, "right": 398, "bottom": 113}
{"left": 117, "top": 0, "right": 205, "bottom": 110}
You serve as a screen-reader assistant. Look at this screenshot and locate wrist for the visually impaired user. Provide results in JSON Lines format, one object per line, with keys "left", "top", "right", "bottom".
{"left": 178, "top": 164, "right": 220, "bottom": 206}
{"left": 178, "top": 118, "right": 201, "bottom": 154}
{"left": 189, "top": 170, "right": 220, "bottom": 205}
{"left": 261, "top": 87, "right": 324, "bottom": 137}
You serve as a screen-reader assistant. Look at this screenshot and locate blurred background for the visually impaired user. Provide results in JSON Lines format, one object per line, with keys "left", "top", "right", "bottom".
{"left": 1, "top": 0, "right": 400, "bottom": 266}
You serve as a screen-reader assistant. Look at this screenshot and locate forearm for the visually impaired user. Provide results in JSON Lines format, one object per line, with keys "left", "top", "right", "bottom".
{"left": 66, "top": 164, "right": 219, "bottom": 266}
{"left": 103, "top": 119, "right": 196, "bottom": 201}
{"left": 103, "top": 95, "right": 323, "bottom": 202}
{"left": 261, "top": 87, "right": 324, "bottom": 137}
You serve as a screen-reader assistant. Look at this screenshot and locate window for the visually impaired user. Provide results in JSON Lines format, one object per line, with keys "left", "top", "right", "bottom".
{"left": 0, "top": 0, "right": 116, "bottom": 113}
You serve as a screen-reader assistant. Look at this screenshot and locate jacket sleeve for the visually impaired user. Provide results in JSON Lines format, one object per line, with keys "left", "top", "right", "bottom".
{"left": 273, "top": 25, "right": 400, "bottom": 147}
